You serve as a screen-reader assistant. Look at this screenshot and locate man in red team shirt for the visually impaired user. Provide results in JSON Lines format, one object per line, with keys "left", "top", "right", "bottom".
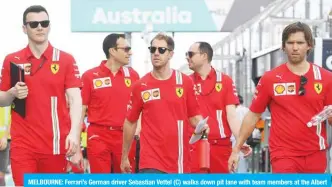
{"left": 81, "top": 33, "right": 140, "bottom": 173}
{"left": 0, "top": 5, "right": 82, "bottom": 185}
{"left": 121, "top": 33, "right": 209, "bottom": 173}
{"left": 187, "top": 42, "right": 251, "bottom": 173}
{"left": 229, "top": 22, "right": 332, "bottom": 173}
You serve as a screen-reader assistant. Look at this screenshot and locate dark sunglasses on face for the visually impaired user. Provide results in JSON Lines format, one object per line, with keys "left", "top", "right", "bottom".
{"left": 186, "top": 51, "right": 200, "bottom": 58}
{"left": 148, "top": 47, "right": 170, "bottom": 54}
{"left": 298, "top": 75, "right": 307, "bottom": 96}
{"left": 115, "top": 47, "right": 131, "bottom": 53}
{"left": 25, "top": 20, "right": 50, "bottom": 29}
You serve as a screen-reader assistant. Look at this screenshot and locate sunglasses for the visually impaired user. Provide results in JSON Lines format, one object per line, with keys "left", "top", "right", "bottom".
{"left": 148, "top": 47, "right": 170, "bottom": 54}
{"left": 298, "top": 75, "right": 307, "bottom": 96}
{"left": 115, "top": 47, "right": 131, "bottom": 53}
{"left": 25, "top": 20, "right": 50, "bottom": 29}
{"left": 186, "top": 51, "right": 201, "bottom": 58}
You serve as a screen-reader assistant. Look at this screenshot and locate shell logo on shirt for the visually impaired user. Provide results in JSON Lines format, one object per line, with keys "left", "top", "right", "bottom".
{"left": 51, "top": 63, "right": 59, "bottom": 74}
{"left": 273, "top": 83, "right": 286, "bottom": 96}
{"left": 314, "top": 83, "right": 322, "bottom": 94}
{"left": 176, "top": 87, "right": 183, "bottom": 98}
{"left": 215, "top": 83, "right": 222, "bottom": 92}
{"left": 93, "top": 77, "right": 112, "bottom": 89}
{"left": 141, "top": 88, "right": 161, "bottom": 102}
{"left": 142, "top": 91, "right": 151, "bottom": 101}
{"left": 95, "top": 80, "right": 103, "bottom": 87}
{"left": 124, "top": 78, "right": 131, "bottom": 87}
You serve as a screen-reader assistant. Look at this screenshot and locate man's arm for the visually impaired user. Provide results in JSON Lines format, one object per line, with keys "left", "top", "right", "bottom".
{"left": 66, "top": 88, "right": 83, "bottom": 139}
{"left": 0, "top": 90, "right": 15, "bottom": 107}
{"left": 134, "top": 114, "right": 142, "bottom": 136}
{"left": 0, "top": 82, "right": 28, "bottom": 107}
{"left": 233, "top": 111, "right": 261, "bottom": 152}
{"left": 226, "top": 105, "right": 241, "bottom": 141}
{"left": 122, "top": 119, "right": 137, "bottom": 159}
{"left": 81, "top": 105, "right": 88, "bottom": 127}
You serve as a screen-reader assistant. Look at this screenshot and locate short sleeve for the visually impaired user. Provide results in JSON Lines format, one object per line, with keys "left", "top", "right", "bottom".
{"left": 126, "top": 81, "right": 143, "bottom": 122}
{"left": 81, "top": 72, "right": 91, "bottom": 105}
{"left": 185, "top": 77, "right": 201, "bottom": 118}
{"left": 0, "top": 56, "right": 12, "bottom": 91}
{"left": 223, "top": 75, "right": 239, "bottom": 106}
{"left": 249, "top": 74, "right": 272, "bottom": 113}
{"left": 65, "top": 55, "right": 82, "bottom": 89}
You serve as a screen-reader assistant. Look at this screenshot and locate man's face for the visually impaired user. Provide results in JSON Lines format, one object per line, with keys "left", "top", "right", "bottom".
{"left": 23, "top": 12, "right": 50, "bottom": 44}
{"left": 187, "top": 43, "right": 204, "bottom": 71}
{"left": 110, "top": 37, "right": 132, "bottom": 65}
{"left": 283, "top": 31, "right": 311, "bottom": 65}
{"left": 149, "top": 39, "right": 173, "bottom": 69}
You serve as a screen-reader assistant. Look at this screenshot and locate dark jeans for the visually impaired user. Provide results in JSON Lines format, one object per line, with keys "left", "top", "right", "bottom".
{"left": 139, "top": 168, "right": 166, "bottom": 173}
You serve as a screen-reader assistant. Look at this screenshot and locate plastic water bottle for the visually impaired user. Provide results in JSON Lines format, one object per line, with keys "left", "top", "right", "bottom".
{"left": 307, "top": 105, "right": 332, "bottom": 127}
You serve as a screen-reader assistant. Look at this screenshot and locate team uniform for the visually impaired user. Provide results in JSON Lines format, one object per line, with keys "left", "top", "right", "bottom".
{"left": 250, "top": 63, "right": 332, "bottom": 173}
{"left": 0, "top": 43, "right": 81, "bottom": 185}
{"left": 81, "top": 61, "right": 139, "bottom": 173}
{"left": 190, "top": 68, "right": 239, "bottom": 173}
{"left": 126, "top": 70, "right": 200, "bottom": 173}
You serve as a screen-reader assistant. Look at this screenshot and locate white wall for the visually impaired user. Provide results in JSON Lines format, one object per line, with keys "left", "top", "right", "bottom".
{"left": 0, "top": 0, "right": 229, "bottom": 77}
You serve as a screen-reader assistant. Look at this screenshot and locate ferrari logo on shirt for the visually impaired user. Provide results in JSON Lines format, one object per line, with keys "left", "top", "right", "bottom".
{"left": 51, "top": 63, "right": 59, "bottom": 74}
{"left": 215, "top": 83, "right": 222, "bottom": 92}
{"left": 124, "top": 78, "right": 131, "bottom": 87}
{"left": 314, "top": 83, "right": 322, "bottom": 94}
{"left": 176, "top": 87, "right": 183, "bottom": 98}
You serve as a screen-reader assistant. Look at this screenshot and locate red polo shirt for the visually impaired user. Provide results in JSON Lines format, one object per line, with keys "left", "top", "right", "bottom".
{"left": 0, "top": 43, "right": 81, "bottom": 155}
{"left": 191, "top": 68, "right": 239, "bottom": 140}
{"left": 126, "top": 70, "right": 201, "bottom": 173}
{"left": 250, "top": 63, "right": 331, "bottom": 160}
{"left": 81, "top": 61, "right": 139, "bottom": 126}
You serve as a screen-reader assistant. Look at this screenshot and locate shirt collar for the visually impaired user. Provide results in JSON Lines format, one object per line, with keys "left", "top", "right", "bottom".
{"left": 193, "top": 66, "right": 215, "bottom": 81}
{"left": 99, "top": 60, "right": 124, "bottom": 75}
{"left": 24, "top": 42, "right": 53, "bottom": 60}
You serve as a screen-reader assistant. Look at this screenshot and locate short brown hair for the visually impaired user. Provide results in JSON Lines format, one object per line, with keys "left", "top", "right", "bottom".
{"left": 282, "top": 22, "right": 314, "bottom": 54}
{"left": 150, "top": 33, "right": 175, "bottom": 51}
{"left": 23, "top": 5, "right": 49, "bottom": 25}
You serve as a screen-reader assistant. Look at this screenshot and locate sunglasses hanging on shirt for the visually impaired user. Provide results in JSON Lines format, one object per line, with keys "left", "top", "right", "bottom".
{"left": 298, "top": 75, "right": 307, "bottom": 96}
